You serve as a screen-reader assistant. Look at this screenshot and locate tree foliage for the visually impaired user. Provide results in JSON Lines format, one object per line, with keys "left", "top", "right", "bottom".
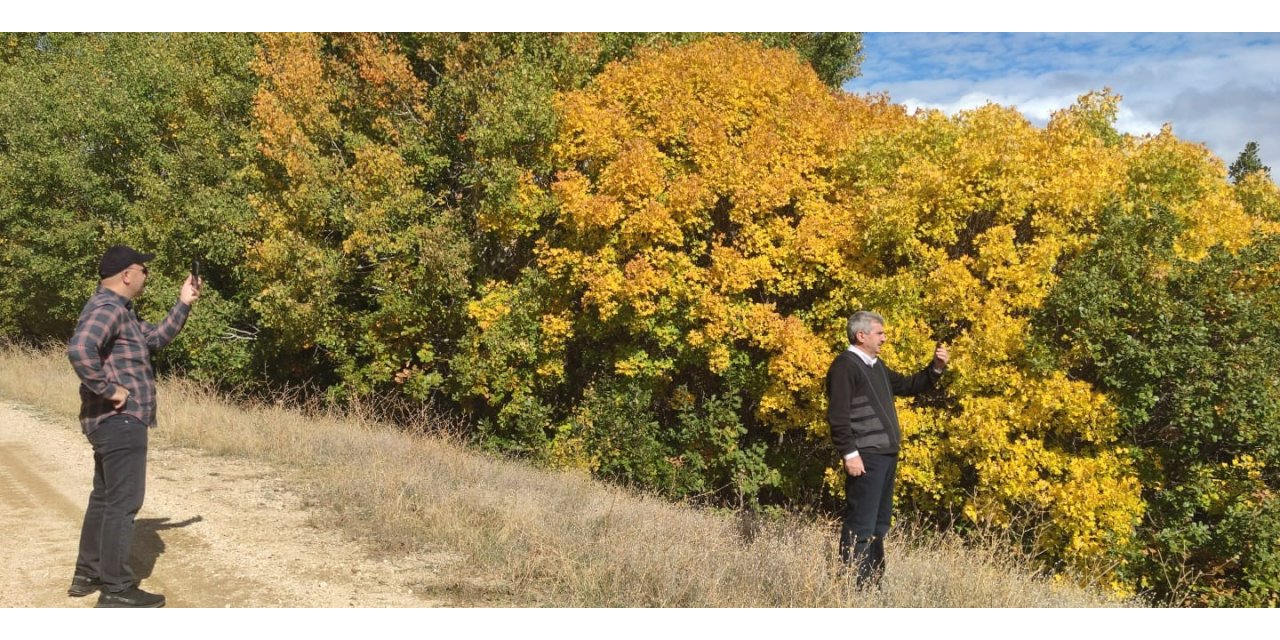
{"left": 0, "top": 33, "right": 259, "bottom": 381}
{"left": 456, "top": 40, "right": 1147, "bottom": 577}
{"left": 454, "top": 41, "right": 1279, "bottom": 597}
{"left": 4, "top": 32, "right": 1279, "bottom": 604}
{"left": 244, "top": 33, "right": 468, "bottom": 397}
{"left": 243, "top": 32, "right": 864, "bottom": 400}
{"left": 1037, "top": 205, "right": 1280, "bottom": 606}
{"left": 1229, "top": 141, "right": 1271, "bottom": 184}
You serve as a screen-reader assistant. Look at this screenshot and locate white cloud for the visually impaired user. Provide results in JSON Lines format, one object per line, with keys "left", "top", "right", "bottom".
{"left": 850, "top": 34, "right": 1280, "bottom": 171}
{"left": 1114, "top": 107, "right": 1163, "bottom": 138}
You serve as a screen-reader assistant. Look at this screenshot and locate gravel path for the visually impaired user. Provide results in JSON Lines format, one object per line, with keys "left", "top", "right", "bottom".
{"left": 0, "top": 401, "right": 453, "bottom": 608}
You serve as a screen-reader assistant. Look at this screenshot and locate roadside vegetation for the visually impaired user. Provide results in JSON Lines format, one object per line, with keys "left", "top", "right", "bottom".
{"left": 4, "top": 32, "right": 1278, "bottom": 604}
{"left": 0, "top": 343, "right": 1124, "bottom": 607}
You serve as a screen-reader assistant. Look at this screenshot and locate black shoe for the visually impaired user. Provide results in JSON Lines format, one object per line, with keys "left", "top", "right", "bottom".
{"left": 95, "top": 587, "right": 166, "bottom": 608}
{"left": 67, "top": 575, "right": 103, "bottom": 597}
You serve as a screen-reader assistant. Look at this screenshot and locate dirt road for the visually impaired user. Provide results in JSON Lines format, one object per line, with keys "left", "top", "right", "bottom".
{"left": 0, "top": 400, "right": 456, "bottom": 608}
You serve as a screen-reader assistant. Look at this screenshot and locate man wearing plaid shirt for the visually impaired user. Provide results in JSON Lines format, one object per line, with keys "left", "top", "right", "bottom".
{"left": 66, "top": 245, "right": 200, "bottom": 608}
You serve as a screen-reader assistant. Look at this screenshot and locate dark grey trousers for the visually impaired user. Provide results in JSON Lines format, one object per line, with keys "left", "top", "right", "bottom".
{"left": 75, "top": 414, "right": 148, "bottom": 593}
{"left": 839, "top": 452, "right": 897, "bottom": 587}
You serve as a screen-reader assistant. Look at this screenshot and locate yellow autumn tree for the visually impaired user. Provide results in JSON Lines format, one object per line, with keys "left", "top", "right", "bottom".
{"left": 457, "top": 37, "right": 1144, "bottom": 571}
{"left": 247, "top": 33, "right": 468, "bottom": 397}
{"left": 832, "top": 95, "right": 1147, "bottom": 580}
{"left": 826, "top": 91, "right": 1267, "bottom": 582}
{"left": 456, "top": 36, "right": 1275, "bottom": 587}
{"left": 457, "top": 37, "right": 902, "bottom": 496}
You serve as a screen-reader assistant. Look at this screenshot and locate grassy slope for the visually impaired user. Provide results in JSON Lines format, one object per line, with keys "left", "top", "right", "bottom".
{"left": 0, "top": 344, "right": 1127, "bottom": 607}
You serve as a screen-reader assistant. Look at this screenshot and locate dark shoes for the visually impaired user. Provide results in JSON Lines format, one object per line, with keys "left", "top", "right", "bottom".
{"left": 95, "top": 586, "right": 166, "bottom": 608}
{"left": 71, "top": 575, "right": 166, "bottom": 607}
{"left": 67, "top": 575, "right": 103, "bottom": 597}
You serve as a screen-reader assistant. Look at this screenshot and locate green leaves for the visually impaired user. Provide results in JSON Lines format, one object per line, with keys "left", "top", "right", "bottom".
{"left": 1036, "top": 203, "right": 1280, "bottom": 605}
{"left": 0, "top": 34, "right": 257, "bottom": 360}
{"left": 20, "top": 31, "right": 1280, "bottom": 604}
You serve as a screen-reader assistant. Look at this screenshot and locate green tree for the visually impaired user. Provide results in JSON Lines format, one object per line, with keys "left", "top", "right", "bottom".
{"left": 1228, "top": 141, "right": 1270, "bottom": 184}
{"left": 0, "top": 33, "right": 259, "bottom": 383}
{"left": 1035, "top": 203, "right": 1280, "bottom": 606}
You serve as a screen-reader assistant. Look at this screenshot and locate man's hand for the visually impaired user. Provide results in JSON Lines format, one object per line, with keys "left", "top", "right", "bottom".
{"left": 845, "top": 455, "right": 865, "bottom": 477}
{"left": 179, "top": 274, "right": 201, "bottom": 305}
{"left": 108, "top": 386, "right": 129, "bottom": 410}
{"left": 932, "top": 343, "right": 950, "bottom": 372}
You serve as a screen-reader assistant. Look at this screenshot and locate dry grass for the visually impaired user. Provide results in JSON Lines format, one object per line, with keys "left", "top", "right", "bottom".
{"left": 0, "top": 343, "right": 1132, "bottom": 607}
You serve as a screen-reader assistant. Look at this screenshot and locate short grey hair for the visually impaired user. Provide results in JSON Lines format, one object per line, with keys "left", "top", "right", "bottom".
{"left": 847, "top": 311, "right": 884, "bottom": 345}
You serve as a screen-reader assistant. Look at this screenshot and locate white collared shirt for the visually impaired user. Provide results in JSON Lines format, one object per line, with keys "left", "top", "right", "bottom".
{"left": 847, "top": 344, "right": 877, "bottom": 367}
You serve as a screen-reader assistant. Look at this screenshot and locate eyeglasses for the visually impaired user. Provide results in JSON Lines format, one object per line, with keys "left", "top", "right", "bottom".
{"left": 127, "top": 265, "right": 149, "bottom": 276}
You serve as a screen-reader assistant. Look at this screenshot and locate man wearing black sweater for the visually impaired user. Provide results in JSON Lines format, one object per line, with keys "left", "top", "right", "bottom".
{"left": 826, "top": 311, "right": 948, "bottom": 587}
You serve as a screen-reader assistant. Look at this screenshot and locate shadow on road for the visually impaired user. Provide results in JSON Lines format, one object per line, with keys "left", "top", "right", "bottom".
{"left": 130, "top": 516, "right": 203, "bottom": 579}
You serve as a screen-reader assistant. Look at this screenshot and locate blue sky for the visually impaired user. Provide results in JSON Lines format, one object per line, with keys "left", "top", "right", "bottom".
{"left": 844, "top": 33, "right": 1280, "bottom": 172}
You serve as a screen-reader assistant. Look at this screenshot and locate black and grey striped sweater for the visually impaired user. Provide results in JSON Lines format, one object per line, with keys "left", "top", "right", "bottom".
{"left": 825, "top": 350, "right": 942, "bottom": 458}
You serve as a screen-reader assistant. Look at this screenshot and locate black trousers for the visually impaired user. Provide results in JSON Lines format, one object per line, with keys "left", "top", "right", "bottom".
{"left": 839, "top": 452, "right": 897, "bottom": 586}
{"left": 75, "top": 414, "right": 148, "bottom": 593}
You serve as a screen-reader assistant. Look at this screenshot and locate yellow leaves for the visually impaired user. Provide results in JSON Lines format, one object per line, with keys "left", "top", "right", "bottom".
{"left": 665, "top": 172, "right": 716, "bottom": 227}
{"left": 539, "top": 312, "right": 574, "bottom": 344}
{"left": 252, "top": 33, "right": 341, "bottom": 171}
{"left": 1230, "top": 453, "right": 1264, "bottom": 480}
{"left": 921, "top": 379, "right": 1140, "bottom": 574}
{"left": 552, "top": 90, "right": 629, "bottom": 162}
{"left": 620, "top": 200, "right": 683, "bottom": 249}
{"left": 535, "top": 312, "right": 574, "bottom": 382}
{"left": 924, "top": 258, "right": 982, "bottom": 318}
{"left": 708, "top": 244, "right": 773, "bottom": 295}
{"left": 554, "top": 36, "right": 854, "bottom": 229}
{"left": 614, "top": 349, "right": 674, "bottom": 378}
{"left": 896, "top": 407, "right": 951, "bottom": 502}
{"left": 536, "top": 244, "right": 586, "bottom": 282}
{"left": 579, "top": 259, "right": 625, "bottom": 322}
{"left": 618, "top": 254, "right": 666, "bottom": 318}
{"left": 1033, "top": 373, "right": 1118, "bottom": 443}
{"left": 349, "top": 32, "right": 425, "bottom": 115}
{"left": 707, "top": 344, "right": 732, "bottom": 374}
{"left": 477, "top": 169, "right": 550, "bottom": 240}
{"left": 347, "top": 142, "right": 416, "bottom": 196}
{"left": 1234, "top": 170, "right": 1280, "bottom": 222}
{"left": 342, "top": 143, "right": 422, "bottom": 256}
{"left": 1126, "top": 126, "right": 1265, "bottom": 261}
{"left": 947, "top": 430, "right": 1143, "bottom": 570}
{"left": 1045, "top": 453, "right": 1144, "bottom": 557}
{"left": 1192, "top": 454, "right": 1272, "bottom": 516}
{"left": 468, "top": 282, "right": 513, "bottom": 332}
{"left": 951, "top": 104, "right": 1043, "bottom": 222}
{"left": 971, "top": 224, "right": 1019, "bottom": 282}
{"left": 969, "top": 225, "right": 1066, "bottom": 311}
{"left": 598, "top": 138, "right": 666, "bottom": 204}
{"left": 1176, "top": 187, "right": 1254, "bottom": 260}
{"left": 553, "top": 169, "right": 624, "bottom": 233}
{"left": 545, "top": 423, "right": 600, "bottom": 473}
{"left": 748, "top": 308, "right": 828, "bottom": 430}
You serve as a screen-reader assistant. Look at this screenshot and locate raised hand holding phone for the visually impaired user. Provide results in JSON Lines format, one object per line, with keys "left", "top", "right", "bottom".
{"left": 932, "top": 342, "right": 950, "bottom": 372}
{"left": 181, "top": 259, "right": 202, "bottom": 305}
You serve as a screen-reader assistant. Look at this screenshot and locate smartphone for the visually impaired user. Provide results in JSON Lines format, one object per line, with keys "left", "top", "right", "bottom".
{"left": 191, "top": 258, "right": 201, "bottom": 284}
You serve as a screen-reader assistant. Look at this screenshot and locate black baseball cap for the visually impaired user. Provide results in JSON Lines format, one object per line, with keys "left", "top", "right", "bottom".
{"left": 99, "top": 245, "right": 155, "bottom": 279}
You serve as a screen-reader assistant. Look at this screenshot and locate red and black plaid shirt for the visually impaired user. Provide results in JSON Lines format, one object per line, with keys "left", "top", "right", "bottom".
{"left": 67, "top": 287, "right": 190, "bottom": 434}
